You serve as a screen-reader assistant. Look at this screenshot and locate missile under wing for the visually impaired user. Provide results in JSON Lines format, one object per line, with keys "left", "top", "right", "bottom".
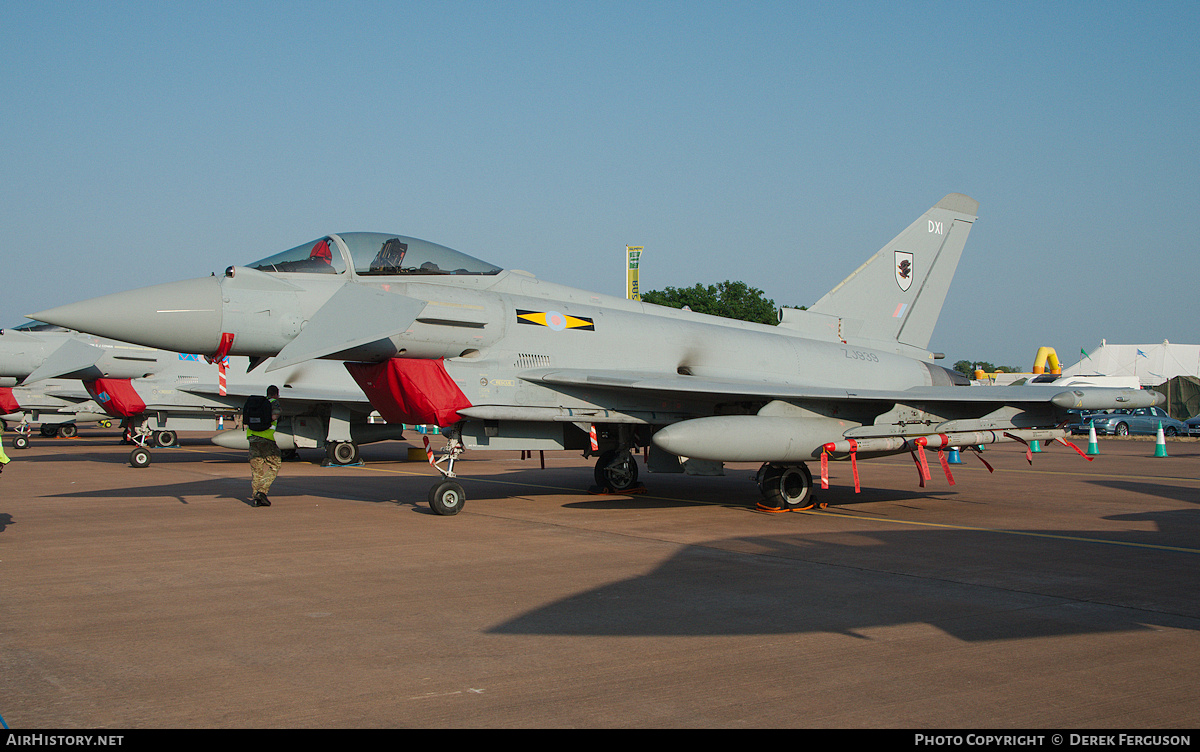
{"left": 33, "top": 194, "right": 1161, "bottom": 514}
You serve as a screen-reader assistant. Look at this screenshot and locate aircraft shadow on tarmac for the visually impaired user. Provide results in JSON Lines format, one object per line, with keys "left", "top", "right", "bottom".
{"left": 36, "top": 472, "right": 429, "bottom": 508}
{"left": 37, "top": 470, "right": 964, "bottom": 518}
{"left": 1085, "top": 479, "right": 1200, "bottom": 506}
{"left": 487, "top": 514, "right": 1200, "bottom": 643}
{"left": 21, "top": 443, "right": 1028, "bottom": 515}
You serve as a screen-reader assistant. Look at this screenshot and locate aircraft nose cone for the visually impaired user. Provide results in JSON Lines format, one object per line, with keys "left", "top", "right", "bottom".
{"left": 31, "top": 276, "right": 224, "bottom": 355}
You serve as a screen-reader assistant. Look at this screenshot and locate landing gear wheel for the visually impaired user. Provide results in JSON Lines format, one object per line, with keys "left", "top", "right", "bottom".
{"left": 593, "top": 450, "right": 639, "bottom": 491}
{"left": 13, "top": 435, "right": 29, "bottom": 450}
{"left": 757, "top": 463, "right": 814, "bottom": 511}
{"left": 328, "top": 441, "right": 360, "bottom": 465}
{"left": 428, "top": 479, "right": 465, "bottom": 515}
{"left": 58, "top": 424, "right": 78, "bottom": 438}
{"left": 129, "top": 447, "right": 152, "bottom": 468}
{"left": 154, "top": 430, "right": 177, "bottom": 447}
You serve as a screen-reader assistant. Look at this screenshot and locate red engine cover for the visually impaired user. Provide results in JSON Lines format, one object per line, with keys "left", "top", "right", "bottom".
{"left": 345, "top": 359, "right": 472, "bottom": 428}
{"left": 84, "top": 378, "right": 147, "bottom": 418}
{"left": 0, "top": 387, "right": 19, "bottom": 413}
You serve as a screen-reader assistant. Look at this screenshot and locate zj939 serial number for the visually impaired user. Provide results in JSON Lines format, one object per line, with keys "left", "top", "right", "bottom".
{"left": 841, "top": 349, "right": 879, "bottom": 363}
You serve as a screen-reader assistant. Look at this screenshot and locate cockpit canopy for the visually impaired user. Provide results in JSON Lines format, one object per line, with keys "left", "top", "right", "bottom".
{"left": 9, "top": 321, "right": 69, "bottom": 333}
{"left": 248, "top": 232, "right": 502, "bottom": 277}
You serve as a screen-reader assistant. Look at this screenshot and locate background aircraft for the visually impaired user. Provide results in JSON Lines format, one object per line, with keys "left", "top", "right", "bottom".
{"left": 0, "top": 324, "right": 404, "bottom": 464}
{"left": 33, "top": 194, "right": 1160, "bottom": 512}
{"left": 0, "top": 322, "right": 150, "bottom": 440}
{"left": 1, "top": 377, "right": 111, "bottom": 446}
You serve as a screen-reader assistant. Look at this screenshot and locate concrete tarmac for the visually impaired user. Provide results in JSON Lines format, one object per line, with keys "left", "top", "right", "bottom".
{"left": 1, "top": 429, "right": 1198, "bottom": 728}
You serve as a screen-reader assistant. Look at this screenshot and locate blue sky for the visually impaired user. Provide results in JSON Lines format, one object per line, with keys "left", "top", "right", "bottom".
{"left": 3, "top": 1, "right": 1196, "bottom": 369}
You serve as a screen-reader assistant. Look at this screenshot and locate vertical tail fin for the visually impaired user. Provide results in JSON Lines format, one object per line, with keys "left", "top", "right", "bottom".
{"left": 807, "top": 193, "right": 978, "bottom": 351}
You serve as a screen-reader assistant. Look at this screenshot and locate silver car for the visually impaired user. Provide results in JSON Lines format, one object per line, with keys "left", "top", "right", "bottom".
{"left": 1185, "top": 415, "right": 1200, "bottom": 437}
{"left": 1086, "top": 407, "right": 1187, "bottom": 436}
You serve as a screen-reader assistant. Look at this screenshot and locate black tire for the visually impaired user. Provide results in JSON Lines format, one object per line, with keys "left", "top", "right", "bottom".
{"left": 130, "top": 447, "right": 152, "bottom": 468}
{"left": 40, "top": 425, "right": 58, "bottom": 437}
{"left": 1165, "top": 426, "right": 1178, "bottom": 437}
{"left": 758, "top": 463, "right": 814, "bottom": 510}
{"left": 154, "top": 430, "right": 177, "bottom": 447}
{"left": 1115, "top": 423, "right": 1130, "bottom": 436}
{"left": 593, "top": 450, "right": 639, "bottom": 491}
{"left": 58, "top": 424, "right": 78, "bottom": 439}
{"left": 13, "top": 435, "right": 29, "bottom": 450}
{"left": 328, "top": 441, "right": 360, "bottom": 465}
{"left": 428, "top": 479, "right": 465, "bottom": 515}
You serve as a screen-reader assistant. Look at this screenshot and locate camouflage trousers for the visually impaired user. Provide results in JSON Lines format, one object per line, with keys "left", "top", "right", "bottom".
{"left": 248, "top": 437, "right": 281, "bottom": 496}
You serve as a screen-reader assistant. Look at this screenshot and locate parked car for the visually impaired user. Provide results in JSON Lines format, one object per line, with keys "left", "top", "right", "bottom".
{"left": 1084, "top": 407, "right": 1188, "bottom": 436}
{"left": 1185, "top": 414, "right": 1200, "bottom": 437}
{"left": 1067, "top": 409, "right": 1099, "bottom": 435}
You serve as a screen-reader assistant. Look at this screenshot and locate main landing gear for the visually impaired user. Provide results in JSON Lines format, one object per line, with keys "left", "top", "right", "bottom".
{"left": 755, "top": 462, "right": 821, "bottom": 512}
{"left": 592, "top": 449, "right": 642, "bottom": 493}
{"left": 323, "top": 440, "right": 360, "bottom": 466}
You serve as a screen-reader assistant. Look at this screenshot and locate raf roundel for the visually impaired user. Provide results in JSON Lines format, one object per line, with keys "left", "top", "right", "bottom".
{"left": 515, "top": 309, "right": 596, "bottom": 331}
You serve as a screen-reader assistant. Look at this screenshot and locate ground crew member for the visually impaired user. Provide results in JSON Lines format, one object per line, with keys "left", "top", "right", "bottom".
{"left": 246, "top": 385, "right": 282, "bottom": 507}
{"left": 0, "top": 435, "right": 10, "bottom": 474}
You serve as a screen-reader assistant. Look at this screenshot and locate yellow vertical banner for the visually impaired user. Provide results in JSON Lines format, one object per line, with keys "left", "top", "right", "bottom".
{"left": 626, "top": 246, "right": 642, "bottom": 301}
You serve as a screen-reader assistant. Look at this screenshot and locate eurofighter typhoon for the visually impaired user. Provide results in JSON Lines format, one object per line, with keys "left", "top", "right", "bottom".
{"left": 33, "top": 195, "right": 1160, "bottom": 514}
{"left": 0, "top": 323, "right": 404, "bottom": 465}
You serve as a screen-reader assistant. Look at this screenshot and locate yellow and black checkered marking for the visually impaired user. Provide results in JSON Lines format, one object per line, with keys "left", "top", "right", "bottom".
{"left": 515, "top": 309, "right": 595, "bottom": 331}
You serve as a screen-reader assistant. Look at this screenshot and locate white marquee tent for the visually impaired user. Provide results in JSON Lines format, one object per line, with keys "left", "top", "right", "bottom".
{"left": 1061, "top": 340, "right": 1200, "bottom": 386}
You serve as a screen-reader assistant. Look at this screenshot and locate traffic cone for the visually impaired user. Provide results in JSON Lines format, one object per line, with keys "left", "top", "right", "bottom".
{"left": 1030, "top": 440, "right": 1042, "bottom": 453}
{"left": 1086, "top": 422, "right": 1099, "bottom": 456}
{"left": 1154, "top": 422, "right": 1168, "bottom": 458}
{"left": 948, "top": 447, "right": 962, "bottom": 464}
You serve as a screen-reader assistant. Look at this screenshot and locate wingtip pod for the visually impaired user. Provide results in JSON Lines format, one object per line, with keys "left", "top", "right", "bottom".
{"left": 1050, "top": 388, "right": 1164, "bottom": 411}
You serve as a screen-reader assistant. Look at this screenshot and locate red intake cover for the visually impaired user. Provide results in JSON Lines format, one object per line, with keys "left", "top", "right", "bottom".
{"left": 0, "top": 387, "right": 19, "bottom": 413}
{"left": 345, "top": 359, "right": 472, "bottom": 428}
{"left": 84, "top": 378, "right": 147, "bottom": 418}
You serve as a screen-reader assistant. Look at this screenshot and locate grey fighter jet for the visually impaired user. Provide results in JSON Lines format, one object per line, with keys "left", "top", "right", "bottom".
{"left": 1, "top": 378, "right": 111, "bottom": 445}
{"left": 33, "top": 194, "right": 1161, "bottom": 513}
{"left": 0, "top": 321, "right": 149, "bottom": 439}
{"left": 0, "top": 324, "right": 404, "bottom": 464}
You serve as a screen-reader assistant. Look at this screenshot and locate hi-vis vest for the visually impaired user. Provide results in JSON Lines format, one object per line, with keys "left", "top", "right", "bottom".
{"left": 246, "top": 398, "right": 278, "bottom": 442}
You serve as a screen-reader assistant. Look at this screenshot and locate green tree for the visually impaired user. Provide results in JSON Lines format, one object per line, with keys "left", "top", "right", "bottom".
{"left": 953, "top": 360, "right": 1023, "bottom": 377}
{"left": 642, "top": 280, "right": 778, "bottom": 325}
